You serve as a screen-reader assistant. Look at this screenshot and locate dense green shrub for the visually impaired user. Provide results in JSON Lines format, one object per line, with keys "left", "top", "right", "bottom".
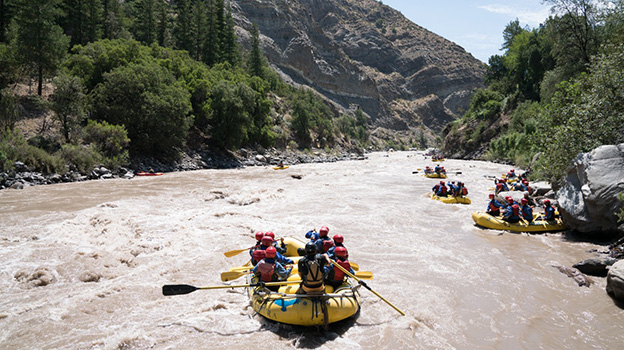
{"left": 57, "top": 144, "right": 102, "bottom": 174}
{"left": 0, "top": 130, "right": 65, "bottom": 173}
{"left": 83, "top": 120, "right": 130, "bottom": 168}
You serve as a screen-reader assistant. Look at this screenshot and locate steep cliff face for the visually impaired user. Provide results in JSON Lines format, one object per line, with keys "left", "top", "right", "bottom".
{"left": 232, "top": 0, "right": 485, "bottom": 140}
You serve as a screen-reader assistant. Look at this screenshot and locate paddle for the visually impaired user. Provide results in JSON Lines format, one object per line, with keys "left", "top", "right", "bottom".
{"left": 221, "top": 268, "right": 373, "bottom": 282}
{"left": 330, "top": 260, "right": 405, "bottom": 316}
{"left": 223, "top": 246, "right": 254, "bottom": 258}
{"left": 162, "top": 280, "right": 302, "bottom": 296}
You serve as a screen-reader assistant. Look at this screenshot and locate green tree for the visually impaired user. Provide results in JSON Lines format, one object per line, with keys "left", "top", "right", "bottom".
{"left": 91, "top": 62, "right": 192, "bottom": 158}
{"left": 173, "top": 0, "right": 193, "bottom": 53}
{"left": 534, "top": 44, "right": 624, "bottom": 183}
{"left": 102, "top": 0, "right": 127, "bottom": 40}
{"left": 221, "top": 2, "right": 239, "bottom": 66}
{"left": 0, "top": 0, "right": 15, "bottom": 43}
{"left": 83, "top": 119, "right": 129, "bottom": 167}
{"left": 544, "top": 0, "right": 600, "bottom": 69}
{"left": 12, "top": 0, "right": 70, "bottom": 96}
{"left": 502, "top": 19, "right": 525, "bottom": 51}
{"left": 247, "top": 22, "right": 265, "bottom": 78}
{"left": 133, "top": 0, "right": 159, "bottom": 45}
{"left": 50, "top": 74, "right": 87, "bottom": 143}
{"left": 208, "top": 80, "right": 254, "bottom": 149}
{"left": 0, "top": 89, "right": 18, "bottom": 132}
{"left": 60, "top": 0, "right": 103, "bottom": 47}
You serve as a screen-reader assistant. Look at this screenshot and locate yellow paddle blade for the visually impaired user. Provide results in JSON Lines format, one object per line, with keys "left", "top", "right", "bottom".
{"left": 224, "top": 247, "right": 251, "bottom": 258}
{"left": 355, "top": 271, "right": 373, "bottom": 280}
{"left": 221, "top": 270, "right": 249, "bottom": 282}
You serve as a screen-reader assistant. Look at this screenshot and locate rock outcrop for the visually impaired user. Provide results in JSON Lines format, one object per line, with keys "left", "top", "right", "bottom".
{"left": 232, "top": 0, "right": 485, "bottom": 142}
{"left": 606, "top": 259, "right": 624, "bottom": 302}
{"left": 557, "top": 144, "right": 624, "bottom": 236}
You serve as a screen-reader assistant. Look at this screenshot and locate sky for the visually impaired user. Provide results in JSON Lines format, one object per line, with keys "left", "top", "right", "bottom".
{"left": 381, "top": 0, "right": 553, "bottom": 63}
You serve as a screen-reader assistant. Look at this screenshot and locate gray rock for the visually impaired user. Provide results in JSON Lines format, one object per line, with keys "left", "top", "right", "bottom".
{"left": 573, "top": 257, "right": 616, "bottom": 276}
{"left": 557, "top": 144, "right": 624, "bottom": 235}
{"left": 606, "top": 259, "right": 624, "bottom": 301}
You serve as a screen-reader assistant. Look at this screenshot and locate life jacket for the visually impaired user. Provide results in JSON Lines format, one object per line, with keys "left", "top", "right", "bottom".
{"left": 432, "top": 184, "right": 440, "bottom": 192}
{"left": 462, "top": 187, "right": 468, "bottom": 195}
{"left": 301, "top": 256, "right": 324, "bottom": 293}
{"left": 331, "top": 259, "right": 351, "bottom": 282}
{"left": 438, "top": 186, "right": 447, "bottom": 195}
{"left": 257, "top": 260, "right": 276, "bottom": 282}
{"left": 488, "top": 200, "right": 500, "bottom": 212}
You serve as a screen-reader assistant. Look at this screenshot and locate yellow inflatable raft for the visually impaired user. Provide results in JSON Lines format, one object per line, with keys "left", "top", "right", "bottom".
{"left": 471, "top": 210, "right": 566, "bottom": 233}
{"left": 431, "top": 194, "right": 471, "bottom": 204}
{"left": 245, "top": 237, "right": 362, "bottom": 326}
{"left": 424, "top": 172, "right": 447, "bottom": 178}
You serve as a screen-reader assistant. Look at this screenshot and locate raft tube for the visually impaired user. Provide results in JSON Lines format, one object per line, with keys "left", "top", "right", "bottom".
{"left": 424, "top": 173, "right": 447, "bottom": 179}
{"left": 471, "top": 210, "right": 566, "bottom": 233}
{"left": 431, "top": 194, "right": 471, "bottom": 204}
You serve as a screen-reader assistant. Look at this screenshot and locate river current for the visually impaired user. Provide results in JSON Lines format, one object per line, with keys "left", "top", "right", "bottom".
{"left": 1, "top": 151, "right": 622, "bottom": 349}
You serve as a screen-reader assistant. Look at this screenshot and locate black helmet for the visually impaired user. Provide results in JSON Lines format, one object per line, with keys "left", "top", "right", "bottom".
{"left": 305, "top": 241, "right": 317, "bottom": 255}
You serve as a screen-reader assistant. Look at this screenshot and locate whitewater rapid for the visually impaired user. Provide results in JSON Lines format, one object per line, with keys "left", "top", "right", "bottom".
{"left": 1, "top": 151, "right": 622, "bottom": 350}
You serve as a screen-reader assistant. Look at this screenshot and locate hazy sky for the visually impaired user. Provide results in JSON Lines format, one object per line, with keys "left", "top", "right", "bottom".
{"left": 381, "top": 0, "right": 552, "bottom": 63}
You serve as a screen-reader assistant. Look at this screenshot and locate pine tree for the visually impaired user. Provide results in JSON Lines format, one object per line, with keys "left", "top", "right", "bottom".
{"left": 203, "top": 0, "right": 219, "bottom": 65}
{"left": 173, "top": 0, "right": 193, "bottom": 53}
{"left": 102, "top": 0, "right": 125, "bottom": 40}
{"left": 0, "top": 0, "right": 16, "bottom": 43}
{"left": 221, "top": 1, "right": 239, "bottom": 66}
{"left": 134, "top": 0, "right": 158, "bottom": 44}
{"left": 12, "top": 0, "right": 70, "bottom": 96}
{"left": 61, "top": 0, "right": 102, "bottom": 46}
{"left": 247, "top": 22, "right": 265, "bottom": 78}
{"left": 190, "top": 0, "right": 207, "bottom": 61}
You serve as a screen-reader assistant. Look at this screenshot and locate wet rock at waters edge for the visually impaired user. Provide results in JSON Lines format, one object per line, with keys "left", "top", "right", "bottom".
{"left": 552, "top": 265, "right": 594, "bottom": 287}
{"left": 606, "top": 260, "right": 624, "bottom": 301}
{"left": 557, "top": 143, "right": 624, "bottom": 236}
{"left": 573, "top": 257, "right": 617, "bottom": 277}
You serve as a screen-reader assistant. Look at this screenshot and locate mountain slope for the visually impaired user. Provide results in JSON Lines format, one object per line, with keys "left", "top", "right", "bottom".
{"left": 232, "top": 0, "right": 486, "bottom": 141}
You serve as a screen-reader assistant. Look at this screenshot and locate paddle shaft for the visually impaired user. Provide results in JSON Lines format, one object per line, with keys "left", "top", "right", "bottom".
{"left": 162, "top": 280, "right": 302, "bottom": 296}
{"left": 330, "top": 260, "right": 405, "bottom": 316}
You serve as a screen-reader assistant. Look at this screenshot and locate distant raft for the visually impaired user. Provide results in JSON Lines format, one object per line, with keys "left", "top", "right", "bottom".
{"left": 471, "top": 210, "right": 566, "bottom": 233}
{"left": 136, "top": 171, "right": 163, "bottom": 176}
{"left": 424, "top": 172, "right": 447, "bottom": 178}
{"left": 273, "top": 165, "right": 289, "bottom": 170}
{"left": 431, "top": 194, "right": 471, "bottom": 204}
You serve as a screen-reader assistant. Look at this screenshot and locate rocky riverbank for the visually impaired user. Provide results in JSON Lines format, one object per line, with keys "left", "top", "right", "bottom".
{"left": 0, "top": 147, "right": 367, "bottom": 190}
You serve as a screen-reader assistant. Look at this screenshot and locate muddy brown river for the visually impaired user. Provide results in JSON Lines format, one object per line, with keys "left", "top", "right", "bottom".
{"left": 1, "top": 151, "right": 622, "bottom": 349}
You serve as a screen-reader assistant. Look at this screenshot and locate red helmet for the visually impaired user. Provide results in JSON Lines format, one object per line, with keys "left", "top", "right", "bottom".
{"left": 522, "top": 180, "right": 529, "bottom": 185}
{"left": 319, "top": 226, "right": 329, "bottom": 237}
{"left": 544, "top": 199, "right": 551, "bottom": 205}
{"left": 265, "top": 246, "right": 277, "bottom": 258}
{"left": 496, "top": 183, "right": 503, "bottom": 188}
{"left": 333, "top": 234, "right": 344, "bottom": 244}
{"left": 440, "top": 181, "right": 445, "bottom": 185}
{"left": 489, "top": 193, "right": 495, "bottom": 198}
{"left": 335, "top": 246, "right": 348, "bottom": 258}
{"left": 322, "top": 240, "right": 335, "bottom": 252}
{"left": 255, "top": 231, "right": 264, "bottom": 241}
{"left": 512, "top": 204, "right": 519, "bottom": 210}
{"left": 511, "top": 169, "right": 515, "bottom": 172}
{"left": 521, "top": 198, "right": 528, "bottom": 204}
{"left": 252, "top": 249, "right": 266, "bottom": 261}
{"left": 506, "top": 197, "right": 513, "bottom": 204}
{"left": 265, "top": 231, "right": 275, "bottom": 239}
{"left": 261, "top": 236, "right": 274, "bottom": 247}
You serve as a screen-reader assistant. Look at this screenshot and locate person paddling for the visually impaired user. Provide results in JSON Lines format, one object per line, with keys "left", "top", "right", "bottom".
{"left": 252, "top": 246, "right": 292, "bottom": 291}
{"left": 543, "top": 199, "right": 557, "bottom": 221}
{"left": 297, "top": 242, "right": 330, "bottom": 295}
{"left": 325, "top": 247, "right": 355, "bottom": 289}
{"left": 486, "top": 193, "right": 503, "bottom": 216}
{"left": 327, "top": 234, "right": 345, "bottom": 259}
{"left": 520, "top": 198, "right": 533, "bottom": 223}
{"left": 503, "top": 204, "right": 521, "bottom": 223}
{"left": 314, "top": 226, "right": 333, "bottom": 253}
{"left": 260, "top": 236, "right": 293, "bottom": 265}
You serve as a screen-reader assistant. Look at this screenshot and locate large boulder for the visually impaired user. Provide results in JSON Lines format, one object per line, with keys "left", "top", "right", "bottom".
{"left": 557, "top": 144, "right": 624, "bottom": 235}
{"left": 606, "top": 259, "right": 624, "bottom": 301}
